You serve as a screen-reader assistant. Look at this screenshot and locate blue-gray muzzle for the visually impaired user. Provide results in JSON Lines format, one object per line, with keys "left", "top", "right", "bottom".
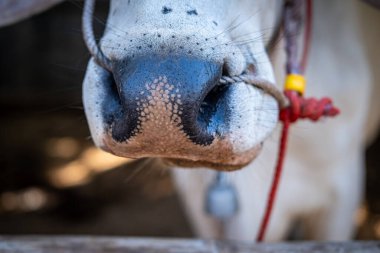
{"left": 109, "top": 55, "right": 222, "bottom": 146}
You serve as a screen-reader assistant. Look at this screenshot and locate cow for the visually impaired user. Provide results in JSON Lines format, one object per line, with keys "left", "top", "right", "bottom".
{"left": 1, "top": 0, "right": 380, "bottom": 242}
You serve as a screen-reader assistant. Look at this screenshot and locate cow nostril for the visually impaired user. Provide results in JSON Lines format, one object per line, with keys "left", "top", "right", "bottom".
{"left": 109, "top": 73, "right": 122, "bottom": 102}
{"left": 109, "top": 73, "right": 115, "bottom": 89}
{"left": 197, "top": 83, "right": 227, "bottom": 135}
{"left": 103, "top": 71, "right": 124, "bottom": 123}
{"left": 222, "top": 62, "right": 230, "bottom": 77}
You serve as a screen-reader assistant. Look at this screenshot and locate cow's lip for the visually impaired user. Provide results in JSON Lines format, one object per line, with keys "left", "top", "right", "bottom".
{"left": 99, "top": 146, "right": 261, "bottom": 171}
{"left": 162, "top": 143, "right": 263, "bottom": 171}
{"left": 100, "top": 122, "right": 263, "bottom": 171}
{"left": 163, "top": 158, "right": 249, "bottom": 171}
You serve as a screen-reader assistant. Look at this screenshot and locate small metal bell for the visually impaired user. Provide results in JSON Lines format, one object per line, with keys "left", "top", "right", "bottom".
{"left": 205, "top": 172, "right": 239, "bottom": 220}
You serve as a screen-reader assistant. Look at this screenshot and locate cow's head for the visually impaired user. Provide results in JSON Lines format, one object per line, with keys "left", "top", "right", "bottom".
{"left": 83, "top": 0, "right": 282, "bottom": 170}
{"left": 0, "top": 0, "right": 283, "bottom": 171}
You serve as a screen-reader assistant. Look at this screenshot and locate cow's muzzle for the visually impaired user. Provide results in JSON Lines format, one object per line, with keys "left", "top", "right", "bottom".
{"left": 110, "top": 55, "right": 222, "bottom": 146}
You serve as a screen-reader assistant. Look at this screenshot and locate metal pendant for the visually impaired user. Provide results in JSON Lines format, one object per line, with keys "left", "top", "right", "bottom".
{"left": 205, "top": 172, "right": 239, "bottom": 220}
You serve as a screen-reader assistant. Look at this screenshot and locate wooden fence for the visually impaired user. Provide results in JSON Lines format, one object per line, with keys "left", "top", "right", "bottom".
{"left": 0, "top": 236, "right": 379, "bottom": 253}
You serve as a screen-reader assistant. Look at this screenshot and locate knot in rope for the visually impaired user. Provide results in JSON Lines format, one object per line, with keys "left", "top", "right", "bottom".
{"left": 279, "top": 90, "right": 340, "bottom": 123}
{"left": 257, "top": 88, "right": 340, "bottom": 243}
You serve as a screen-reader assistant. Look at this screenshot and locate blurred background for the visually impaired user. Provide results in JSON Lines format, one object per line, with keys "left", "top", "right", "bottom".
{"left": 0, "top": 1, "right": 379, "bottom": 239}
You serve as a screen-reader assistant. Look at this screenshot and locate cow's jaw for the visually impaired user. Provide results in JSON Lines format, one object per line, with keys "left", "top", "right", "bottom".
{"left": 83, "top": 0, "right": 281, "bottom": 170}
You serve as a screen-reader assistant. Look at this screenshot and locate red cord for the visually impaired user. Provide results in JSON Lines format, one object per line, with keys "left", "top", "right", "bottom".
{"left": 256, "top": 0, "right": 340, "bottom": 242}
{"left": 256, "top": 91, "right": 339, "bottom": 242}
{"left": 256, "top": 116, "right": 290, "bottom": 242}
{"left": 280, "top": 91, "right": 340, "bottom": 123}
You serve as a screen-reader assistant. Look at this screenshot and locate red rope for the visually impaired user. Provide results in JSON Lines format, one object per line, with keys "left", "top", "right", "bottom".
{"left": 256, "top": 0, "right": 340, "bottom": 242}
{"left": 280, "top": 91, "right": 340, "bottom": 123}
{"left": 256, "top": 115, "right": 290, "bottom": 242}
{"left": 256, "top": 91, "right": 339, "bottom": 242}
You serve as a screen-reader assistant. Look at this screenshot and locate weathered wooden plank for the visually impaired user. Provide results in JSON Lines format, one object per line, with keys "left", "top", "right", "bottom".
{"left": 0, "top": 236, "right": 379, "bottom": 253}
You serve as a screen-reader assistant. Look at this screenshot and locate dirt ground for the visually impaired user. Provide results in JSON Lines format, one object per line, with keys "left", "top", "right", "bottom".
{"left": 0, "top": 1, "right": 379, "bottom": 240}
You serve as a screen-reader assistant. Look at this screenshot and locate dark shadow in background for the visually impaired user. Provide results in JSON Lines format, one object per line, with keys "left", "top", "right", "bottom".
{"left": 0, "top": 1, "right": 378, "bottom": 239}
{"left": 0, "top": 1, "right": 192, "bottom": 237}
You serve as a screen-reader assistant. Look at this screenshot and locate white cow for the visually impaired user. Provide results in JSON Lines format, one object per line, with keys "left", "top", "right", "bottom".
{"left": 1, "top": 0, "right": 380, "bottom": 242}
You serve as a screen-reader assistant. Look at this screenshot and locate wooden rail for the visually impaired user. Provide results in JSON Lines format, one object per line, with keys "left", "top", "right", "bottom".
{"left": 0, "top": 236, "right": 379, "bottom": 253}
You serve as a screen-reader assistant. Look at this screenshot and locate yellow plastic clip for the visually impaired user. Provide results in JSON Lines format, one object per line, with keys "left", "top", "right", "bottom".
{"left": 284, "top": 74, "right": 306, "bottom": 96}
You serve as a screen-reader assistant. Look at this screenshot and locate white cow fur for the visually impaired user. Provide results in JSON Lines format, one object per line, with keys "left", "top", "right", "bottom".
{"left": 173, "top": 0, "right": 380, "bottom": 241}
{"left": 81, "top": 0, "right": 380, "bottom": 241}
{"left": 2, "top": 0, "right": 380, "bottom": 242}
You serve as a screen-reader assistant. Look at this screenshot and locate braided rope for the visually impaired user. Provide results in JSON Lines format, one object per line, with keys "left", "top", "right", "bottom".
{"left": 82, "top": 0, "right": 112, "bottom": 71}
{"left": 220, "top": 75, "right": 289, "bottom": 109}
